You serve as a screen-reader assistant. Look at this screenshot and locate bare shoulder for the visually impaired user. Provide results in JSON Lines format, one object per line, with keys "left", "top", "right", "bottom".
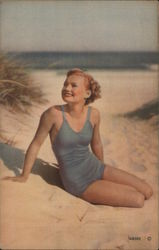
{"left": 40, "top": 105, "right": 62, "bottom": 125}
{"left": 89, "top": 106, "right": 101, "bottom": 125}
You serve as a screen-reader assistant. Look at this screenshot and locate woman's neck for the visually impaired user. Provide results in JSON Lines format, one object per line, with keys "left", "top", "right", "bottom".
{"left": 66, "top": 103, "right": 86, "bottom": 118}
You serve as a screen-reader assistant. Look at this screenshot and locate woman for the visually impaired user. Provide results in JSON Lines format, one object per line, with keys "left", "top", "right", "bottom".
{"left": 3, "top": 68, "right": 153, "bottom": 208}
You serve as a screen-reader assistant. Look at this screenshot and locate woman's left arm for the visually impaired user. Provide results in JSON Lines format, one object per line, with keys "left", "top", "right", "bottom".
{"left": 90, "top": 109, "right": 104, "bottom": 163}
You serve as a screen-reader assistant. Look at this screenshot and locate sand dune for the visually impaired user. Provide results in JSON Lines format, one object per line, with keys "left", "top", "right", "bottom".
{"left": 0, "top": 69, "right": 158, "bottom": 249}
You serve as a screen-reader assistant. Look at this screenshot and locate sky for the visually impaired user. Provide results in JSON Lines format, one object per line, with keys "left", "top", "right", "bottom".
{"left": 0, "top": 0, "right": 158, "bottom": 52}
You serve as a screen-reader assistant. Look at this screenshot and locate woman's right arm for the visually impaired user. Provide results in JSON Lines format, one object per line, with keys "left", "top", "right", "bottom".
{"left": 2, "top": 108, "right": 55, "bottom": 182}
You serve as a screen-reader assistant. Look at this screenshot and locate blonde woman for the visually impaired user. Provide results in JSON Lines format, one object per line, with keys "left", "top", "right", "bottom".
{"left": 3, "top": 68, "right": 153, "bottom": 207}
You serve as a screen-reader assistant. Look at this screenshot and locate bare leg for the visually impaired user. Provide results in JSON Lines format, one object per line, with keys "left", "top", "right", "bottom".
{"left": 102, "top": 165, "right": 153, "bottom": 200}
{"left": 80, "top": 180, "right": 145, "bottom": 208}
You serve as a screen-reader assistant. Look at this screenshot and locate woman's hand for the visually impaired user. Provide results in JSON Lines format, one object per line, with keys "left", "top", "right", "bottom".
{"left": 1, "top": 174, "right": 28, "bottom": 183}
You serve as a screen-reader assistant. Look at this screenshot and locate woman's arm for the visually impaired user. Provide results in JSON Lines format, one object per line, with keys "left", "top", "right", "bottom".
{"left": 2, "top": 108, "right": 55, "bottom": 182}
{"left": 90, "top": 108, "right": 104, "bottom": 163}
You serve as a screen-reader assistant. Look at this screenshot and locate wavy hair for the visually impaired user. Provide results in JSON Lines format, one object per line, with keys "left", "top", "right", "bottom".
{"left": 66, "top": 68, "right": 101, "bottom": 105}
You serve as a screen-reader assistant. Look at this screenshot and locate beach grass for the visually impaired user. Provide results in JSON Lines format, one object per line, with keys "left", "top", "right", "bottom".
{"left": 122, "top": 98, "right": 159, "bottom": 120}
{"left": 0, "top": 53, "right": 48, "bottom": 144}
{"left": 0, "top": 53, "right": 47, "bottom": 112}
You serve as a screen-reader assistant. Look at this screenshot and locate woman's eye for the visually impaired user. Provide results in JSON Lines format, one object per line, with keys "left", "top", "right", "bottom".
{"left": 72, "top": 83, "right": 77, "bottom": 87}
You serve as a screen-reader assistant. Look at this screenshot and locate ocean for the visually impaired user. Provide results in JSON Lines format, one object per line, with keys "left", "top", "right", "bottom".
{"left": 5, "top": 51, "right": 159, "bottom": 70}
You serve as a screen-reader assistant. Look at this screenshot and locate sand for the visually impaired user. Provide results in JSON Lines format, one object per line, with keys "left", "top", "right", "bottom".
{"left": 0, "top": 69, "right": 158, "bottom": 249}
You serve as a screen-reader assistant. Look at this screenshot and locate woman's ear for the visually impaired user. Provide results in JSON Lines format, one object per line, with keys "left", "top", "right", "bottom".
{"left": 85, "top": 90, "right": 91, "bottom": 99}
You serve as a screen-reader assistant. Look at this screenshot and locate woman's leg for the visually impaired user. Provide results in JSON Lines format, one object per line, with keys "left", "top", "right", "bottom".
{"left": 80, "top": 180, "right": 145, "bottom": 208}
{"left": 102, "top": 165, "right": 153, "bottom": 200}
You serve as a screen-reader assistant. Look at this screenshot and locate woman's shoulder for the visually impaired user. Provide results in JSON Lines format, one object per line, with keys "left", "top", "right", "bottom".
{"left": 41, "top": 105, "right": 63, "bottom": 120}
{"left": 89, "top": 106, "right": 100, "bottom": 124}
{"left": 89, "top": 106, "right": 100, "bottom": 117}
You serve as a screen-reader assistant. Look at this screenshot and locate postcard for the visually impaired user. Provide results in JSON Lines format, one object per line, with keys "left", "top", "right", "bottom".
{"left": 0, "top": 1, "right": 158, "bottom": 249}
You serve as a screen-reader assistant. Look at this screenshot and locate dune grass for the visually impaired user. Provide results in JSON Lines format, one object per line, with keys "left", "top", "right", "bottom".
{"left": 0, "top": 53, "right": 48, "bottom": 144}
{"left": 0, "top": 53, "right": 47, "bottom": 112}
{"left": 117, "top": 98, "right": 159, "bottom": 129}
{"left": 122, "top": 98, "right": 159, "bottom": 120}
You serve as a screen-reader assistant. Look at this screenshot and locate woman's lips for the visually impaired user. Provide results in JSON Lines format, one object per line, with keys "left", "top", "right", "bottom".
{"left": 63, "top": 92, "right": 73, "bottom": 97}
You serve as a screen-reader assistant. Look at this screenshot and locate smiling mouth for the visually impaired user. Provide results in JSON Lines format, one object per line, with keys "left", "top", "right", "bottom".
{"left": 63, "top": 92, "right": 73, "bottom": 97}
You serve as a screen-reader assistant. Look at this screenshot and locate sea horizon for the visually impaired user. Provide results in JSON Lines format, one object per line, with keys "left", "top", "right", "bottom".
{"left": 4, "top": 51, "right": 159, "bottom": 70}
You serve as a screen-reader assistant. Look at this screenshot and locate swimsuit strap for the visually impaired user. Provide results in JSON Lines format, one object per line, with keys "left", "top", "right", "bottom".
{"left": 61, "top": 105, "right": 66, "bottom": 120}
{"left": 86, "top": 106, "right": 91, "bottom": 121}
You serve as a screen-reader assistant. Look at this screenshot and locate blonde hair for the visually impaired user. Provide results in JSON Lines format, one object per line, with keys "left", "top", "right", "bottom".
{"left": 66, "top": 68, "right": 101, "bottom": 105}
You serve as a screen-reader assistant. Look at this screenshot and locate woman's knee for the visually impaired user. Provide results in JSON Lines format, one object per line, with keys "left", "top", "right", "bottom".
{"left": 136, "top": 193, "right": 145, "bottom": 208}
{"left": 146, "top": 187, "right": 153, "bottom": 200}
{"left": 142, "top": 180, "right": 153, "bottom": 200}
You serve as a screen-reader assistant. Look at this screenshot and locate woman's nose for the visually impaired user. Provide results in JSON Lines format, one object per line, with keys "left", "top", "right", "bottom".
{"left": 65, "top": 84, "right": 71, "bottom": 91}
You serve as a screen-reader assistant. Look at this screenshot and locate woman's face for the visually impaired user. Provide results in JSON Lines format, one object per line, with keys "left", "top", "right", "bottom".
{"left": 62, "top": 74, "right": 90, "bottom": 105}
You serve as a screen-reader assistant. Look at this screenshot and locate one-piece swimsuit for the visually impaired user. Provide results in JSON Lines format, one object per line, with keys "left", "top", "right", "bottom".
{"left": 52, "top": 105, "right": 106, "bottom": 197}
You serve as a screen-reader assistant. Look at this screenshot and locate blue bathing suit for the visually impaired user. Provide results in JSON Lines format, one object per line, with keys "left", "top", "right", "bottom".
{"left": 52, "top": 105, "right": 106, "bottom": 197}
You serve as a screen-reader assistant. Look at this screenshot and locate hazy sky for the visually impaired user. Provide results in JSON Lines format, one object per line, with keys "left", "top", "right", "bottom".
{"left": 0, "top": 0, "right": 158, "bottom": 52}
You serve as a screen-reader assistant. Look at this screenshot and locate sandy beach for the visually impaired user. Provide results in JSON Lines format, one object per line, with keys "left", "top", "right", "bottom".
{"left": 0, "top": 69, "right": 158, "bottom": 249}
